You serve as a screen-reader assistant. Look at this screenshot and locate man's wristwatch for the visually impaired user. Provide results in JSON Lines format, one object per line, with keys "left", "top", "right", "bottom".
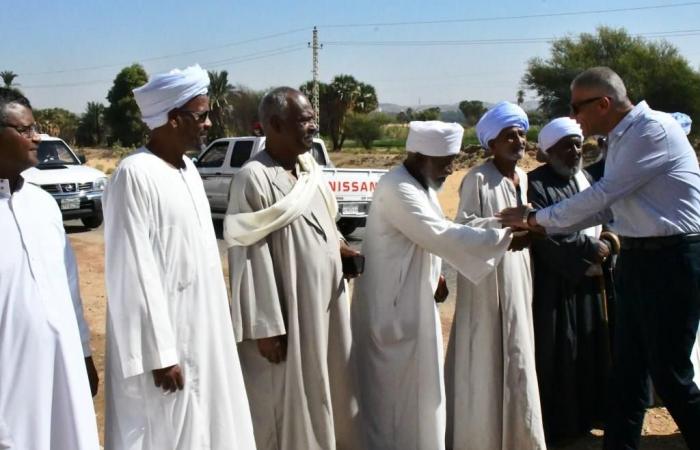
{"left": 523, "top": 207, "right": 537, "bottom": 227}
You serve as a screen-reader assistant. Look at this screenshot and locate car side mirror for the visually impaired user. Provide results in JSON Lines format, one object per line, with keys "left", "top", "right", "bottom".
{"left": 78, "top": 154, "right": 87, "bottom": 164}
{"left": 191, "top": 156, "right": 199, "bottom": 165}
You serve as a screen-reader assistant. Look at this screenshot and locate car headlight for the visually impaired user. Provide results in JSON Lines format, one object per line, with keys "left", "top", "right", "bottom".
{"left": 94, "top": 177, "right": 108, "bottom": 191}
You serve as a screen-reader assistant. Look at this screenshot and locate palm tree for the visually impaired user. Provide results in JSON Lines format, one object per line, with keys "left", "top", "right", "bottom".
{"left": 355, "top": 83, "right": 378, "bottom": 114}
{"left": 327, "top": 75, "right": 379, "bottom": 150}
{"left": 207, "top": 70, "right": 234, "bottom": 140}
{"left": 0, "top": 71, "right": 18, "bottom": 88}
{"left": 77, "top": 102, "right": 106, "bottom": 146}
{"left": 517, "top": 89, "right": 525, "bottom": 106}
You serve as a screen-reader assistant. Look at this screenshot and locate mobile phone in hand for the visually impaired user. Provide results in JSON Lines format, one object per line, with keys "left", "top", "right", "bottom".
{"left": 342, "top": 254, "right": 365, "bottom": 276}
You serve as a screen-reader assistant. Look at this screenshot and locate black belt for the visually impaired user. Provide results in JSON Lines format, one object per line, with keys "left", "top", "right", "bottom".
{"left": 620, "top": 233, "right": 700, "bottom": 250}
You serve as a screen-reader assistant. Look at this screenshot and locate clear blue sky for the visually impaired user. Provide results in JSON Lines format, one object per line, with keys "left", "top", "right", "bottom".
{"left": 2, "top": 0, "right": 699, "bottom": 113}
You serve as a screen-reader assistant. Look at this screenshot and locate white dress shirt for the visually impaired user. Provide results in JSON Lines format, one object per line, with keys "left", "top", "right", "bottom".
{"left": 536, "top": 101, "right": 700, "bottom": 237}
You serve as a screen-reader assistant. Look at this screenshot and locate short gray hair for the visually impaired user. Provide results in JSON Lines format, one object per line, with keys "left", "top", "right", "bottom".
{"left": 0, "top": 87, "right": 31, "bottom": 123}
{"left": 258, "top": 86, "right": 300, "bottom": 130}
{"left": 571, "top": 67, "right": 629, "bottom": 104}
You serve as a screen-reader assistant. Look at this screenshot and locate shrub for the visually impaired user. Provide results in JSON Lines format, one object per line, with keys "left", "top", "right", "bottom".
{"left": 344, "top": 113, "right": 387, "bottom": 150}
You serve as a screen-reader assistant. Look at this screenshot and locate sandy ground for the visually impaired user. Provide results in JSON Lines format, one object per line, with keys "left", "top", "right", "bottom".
{"left": 69, "top": 149, "right": 686, "bottom": 448}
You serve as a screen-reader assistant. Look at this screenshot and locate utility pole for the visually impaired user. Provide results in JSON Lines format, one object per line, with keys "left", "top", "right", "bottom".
{"left": 308, "top": 26, "right": 322, "bottom": 122}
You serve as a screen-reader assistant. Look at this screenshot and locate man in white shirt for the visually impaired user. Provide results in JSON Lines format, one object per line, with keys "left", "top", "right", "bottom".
{"left": 103, "top": 65, "right": 256, "bottom": 450}
{"left": 500, "top": 67, "right": 700, "bottom": 450}
{"left": 0, "top": 87, "right": 100, "bottom": 449}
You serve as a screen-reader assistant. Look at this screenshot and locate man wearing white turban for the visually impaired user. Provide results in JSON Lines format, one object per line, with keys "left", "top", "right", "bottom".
{"left": 475, "top": 100, "right": 530, "bottom": 149}
{"left": 103, "top": 65, "right": 256, "bottom": 450}
{"left": 445, "top": 103, "right": 546, "bottom": 450}
{"left": 352, "top": 121, "right": 513, "bottom": 450}
{"left": 528, "top": 117, "right": 615, "bottom": 445}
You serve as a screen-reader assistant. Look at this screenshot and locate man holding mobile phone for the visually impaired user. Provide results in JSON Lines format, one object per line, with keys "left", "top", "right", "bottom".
{"left": 225, "top": 87, "right": 362, "bottom": 450}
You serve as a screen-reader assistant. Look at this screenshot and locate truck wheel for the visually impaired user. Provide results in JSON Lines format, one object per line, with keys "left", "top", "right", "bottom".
{"left": 81, "top": 214, "right": 103, "bottom": 229}
{"left": 337, "top": 219, "right": 358, "bottom": 237}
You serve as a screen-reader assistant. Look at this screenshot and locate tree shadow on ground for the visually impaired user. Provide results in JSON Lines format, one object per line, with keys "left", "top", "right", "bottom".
{"left": 65, "top": 224, "right": 92, "bottom": 234}
{"left": 555, "top": 432, "right": 686, "bottom": 450}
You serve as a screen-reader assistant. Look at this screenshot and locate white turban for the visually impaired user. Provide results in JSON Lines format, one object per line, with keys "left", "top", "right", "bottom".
{"left": 133, "top": 64, "right": 210, "bottom": 129}
{"left": 406, "top": 121, "right": 464, "bottom": 157}
{"left": 671, "top": 112, "right": 692, "bottom": 136}
{"left": 475, "top": 101, "right": 529, "bottom": 149}
{"left": 538, "top": 117, "right": 583, "bottom": 153}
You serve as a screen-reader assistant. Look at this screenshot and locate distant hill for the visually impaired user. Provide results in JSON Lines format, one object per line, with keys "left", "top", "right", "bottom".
{"left": 378, "top": 102, "right": 472, "bottom": 114}
{"left": 378, "top": 100, "right": 540, "bottom": 114}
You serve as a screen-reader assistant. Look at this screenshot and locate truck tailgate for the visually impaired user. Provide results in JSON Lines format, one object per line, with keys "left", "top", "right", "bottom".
{"left": 322, "top": 168, "right": 387, "bottom": 202}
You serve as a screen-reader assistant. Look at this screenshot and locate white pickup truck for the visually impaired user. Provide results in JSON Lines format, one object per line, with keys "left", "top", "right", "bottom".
{"left": 195, "top": 136, "right": 387, "bottom": 235}
{"left": 22, "top": 135, "right": 107, "bottom": 229}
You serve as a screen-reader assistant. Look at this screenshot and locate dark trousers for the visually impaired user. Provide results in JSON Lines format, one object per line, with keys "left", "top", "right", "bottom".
{"left": 603, "top": 240, "right": 700, "bottom": 450}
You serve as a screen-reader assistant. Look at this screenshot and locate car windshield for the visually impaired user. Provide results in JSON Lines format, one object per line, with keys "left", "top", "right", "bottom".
{"left": 37, "top": 140, "right": 80, "bottom": 166}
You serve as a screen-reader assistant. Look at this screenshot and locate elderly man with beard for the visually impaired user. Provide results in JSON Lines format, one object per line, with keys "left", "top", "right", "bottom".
{"left": 103, "top": 65, "right": 256, "bottom": 450}
{"left": 352, "top": 121, "right": 514, "bottom": 450}
{"left": 527, "top": 117, "right": 615, "bottom": 445}
{"left": 500, "top": 67, "right": 700, "bottom": 450}
{"left": 445, "top": 101, "right": 546, "bottom": 450}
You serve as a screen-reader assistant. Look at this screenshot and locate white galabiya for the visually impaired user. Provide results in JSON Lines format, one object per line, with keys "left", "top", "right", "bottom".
{"left": 351, "top": 121, "right": 513, "bottom": 450}
{"left": 103, "top": 65, "right": 255, "bottom": 450}
{"left": 225, "top": 150, "right": 361, "bottom": 450}
{"left": 444, "top": 102, "right": 546, "bottom": 450}
{"left": 0, "top": 178, "right": 99, "bottom": 450}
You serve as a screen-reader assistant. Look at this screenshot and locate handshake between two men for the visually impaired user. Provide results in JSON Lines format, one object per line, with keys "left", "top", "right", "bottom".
{"left": 499, "top": 204, "right": 615, "bottom": 266}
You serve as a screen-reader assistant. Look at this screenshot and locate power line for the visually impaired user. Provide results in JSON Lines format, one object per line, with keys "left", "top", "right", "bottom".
{"left": 203, "top": 43, "right": 307, "bottom": 67}
{"left": 325, "top": 38, "right": 553, "bottom": 47}
{"left": 16, "top": 2, "right": 699, "bottom": 79}
{"left": 19, "top": 27, "right": 311, "bottom": 77}
{"left": 23, "top": 44, "right": 308, "bottom": 89}
{"left": 324, "top": 29, "right": 700, "bottom": 47}
{"left": 320, "top": 2, "right": 700, "bottom": 28}
{"left": 206, "top": 48, "right": 306, "bottom": 68}
{"left": 22, "top": 79, "right": 113, "bottom": 89}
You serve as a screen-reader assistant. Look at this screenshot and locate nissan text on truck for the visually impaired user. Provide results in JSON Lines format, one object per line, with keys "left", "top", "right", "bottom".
{"left": 195, "top": 136, "right": 387, "bottom": 236}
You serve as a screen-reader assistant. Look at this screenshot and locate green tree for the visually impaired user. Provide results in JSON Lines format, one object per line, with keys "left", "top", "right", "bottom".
{"left": 344, "top": 112, "right": 389, "bottom": 149}
{"left": 524, "top": 26, "right": 700, "bottom": 126}
{"left": 301, "top": 74, "right": 378, "bottom": 151}
{"left": 226, "top": 85, "right": 265, "bottom": 136}
{"left": 34, "top": 108, "right": 80, "bottom": 143}
{"left": 207, "top": 70, "right": 234, "bottom": 140}
{"left": 396, "top": 109, "right": 412, "bottom": 123}
{"left": 414, "top": 107, "right": 441, "bottom": 121}
{"left": 0, "top": 71, "right": 18, "bottom": 88}
{"left": 458, "top": 100, "right": 487, "bottom": 126}
{"left": 517, "top": 89, "right": 525, "bottom": 106}
{"left": 105, "top": 64, "right": 149, "bottom": 147}
{"left": 76, "top": 102, "right": 107, "bottom": 146}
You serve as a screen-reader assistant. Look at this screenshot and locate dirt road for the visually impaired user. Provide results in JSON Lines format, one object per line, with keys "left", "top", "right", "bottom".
{"left": 68, "top": 166, "right": 685, "bottom": 448}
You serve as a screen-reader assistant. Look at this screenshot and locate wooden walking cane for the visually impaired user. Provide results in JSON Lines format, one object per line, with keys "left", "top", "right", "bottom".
{"left": 597, "top": 274, "right": 609, "bottom": 323}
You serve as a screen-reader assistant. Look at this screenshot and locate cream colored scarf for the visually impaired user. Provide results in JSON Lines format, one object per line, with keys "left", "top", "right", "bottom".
{"left": 224, "top": 152, "right": 338, "bottom": 247}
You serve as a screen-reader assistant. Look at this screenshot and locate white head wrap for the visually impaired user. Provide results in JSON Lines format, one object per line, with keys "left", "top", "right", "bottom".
{"left": 671, "top": 112, "right": 692, "bottom": 136}
{"left": 133, "top": 64, "right": 210, "bottom": 129}
{"left": 406, "top": 121, "right": 464, "bottom": 157}
{"left": 538, "top": 117, "right": 583, "bottom": 153}
{"left": 475, "top": 101, "right": 529, "bottom": 149}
